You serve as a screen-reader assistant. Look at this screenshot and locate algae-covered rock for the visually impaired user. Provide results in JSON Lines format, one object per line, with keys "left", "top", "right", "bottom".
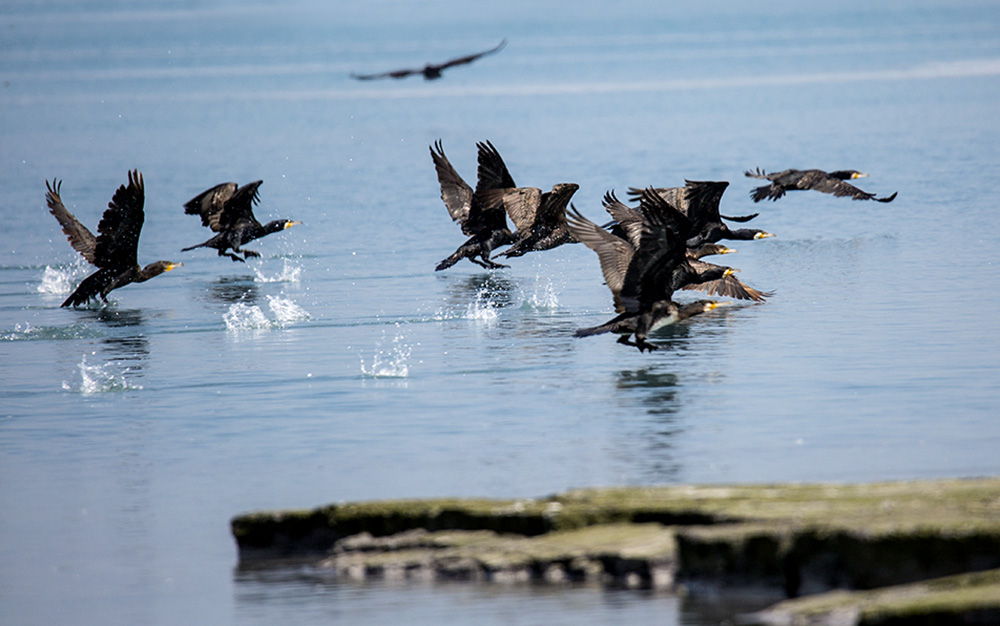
{"left": 744, "top": 567, "right": 1000, "bottom": 626}
{"left": 230, "top": 476, "right": 1000, "bottom": 621}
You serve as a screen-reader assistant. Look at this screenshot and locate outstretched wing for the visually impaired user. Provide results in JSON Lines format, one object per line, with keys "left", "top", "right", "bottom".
{"left": 626, "top": 188, "right": 692, "bottom": 307}
{"left": 94, "top": 169, "right": 145, "bottom": 269}
{"left": 430, "top": 140, "right": 473, "bottom": 230}
{"left": 218, "top": 180, "right": 263, "bottom": 231}
{"left": 434, "top": 39, "right": 507, "bottom": 71}
{"left": 46, "top": 178, "right": 97, "bottom": 264}
{"left": 184, "top": 181, "right": 238, "bottom": 232}
{"left": 803, "top": 172, "right": 894, "bottom": 201}
{"left": 602, "top": 190, "right": 645, "bottom": 249}
{"left": 350, "top": 68, "right": 421, "bottom": 81}
{"left": 681, "top": 264, "right": 771, "bottom": 302}
{"left": 566, "top": 204, "right": 635, "bottom": 312}
{"left": 497, "top": 187, "right": 542, "bottom": 232}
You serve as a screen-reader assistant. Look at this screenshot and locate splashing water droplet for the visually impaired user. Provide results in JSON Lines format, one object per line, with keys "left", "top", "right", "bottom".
{"left": 361, "top": 327, "right": 412, "bottom": 378}
{"left": 253, "top": 259, "right": 303, "bottom": 283}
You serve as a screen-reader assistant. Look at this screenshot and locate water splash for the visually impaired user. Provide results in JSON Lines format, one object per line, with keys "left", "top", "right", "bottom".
{"left": 61, "top": 354, "right": 142, "bottom": 394}
{"left": 253, "top": 259, "right": 302, "bottom": 283}
{"left": 223, "top": 302, "right": 272, "bottom": 331}
{"left": 266, "top": 295, "right": 311, "bottom": 326}
{"left": 361, "top": 326, "right": 412, "bottom": 378}
{"left": 464, "top": 288, "right": 500, "bottom": 324}
{"left": 521, "top": 276, "right": 560, "bottom": 310}
{"left": 37, "top": 264, "right": 88, "bottom": 295}
{"left": 223, "top": 295, "right": 310, "bottom": 331}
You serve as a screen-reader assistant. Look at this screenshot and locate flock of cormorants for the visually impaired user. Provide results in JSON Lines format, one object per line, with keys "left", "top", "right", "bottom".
{"left": 45, "top": 171, "right": 300, "bottom": 308}
{"left": 44, "top": 142, "right": 894, "bottom": 352}
{"left": 430, "top": 140, "right": 896, "bottom": 351}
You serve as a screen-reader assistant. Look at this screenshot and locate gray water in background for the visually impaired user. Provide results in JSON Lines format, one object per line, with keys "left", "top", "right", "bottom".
{"left": 2, "top": 1, "right": 1000, "bottom": 624}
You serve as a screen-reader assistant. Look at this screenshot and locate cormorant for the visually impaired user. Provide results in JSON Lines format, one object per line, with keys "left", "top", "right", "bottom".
{"left": 604, "top": 192, "right": 770, "bottom": 302}
{"left": 46, "top": 170, "right": 182, "bottom": 308}
{"left": 745, "top": 168, "right": 898, "bottom": 203}
{"left": 565, "top": 188, "right": 735, "bottom": 351}
{"left": 431, "top": 140, "right": 516, "bottom": 270}
{"left": 350, "top": 39, "right": 506, "bottom": 81}
{"left": 574, "top": 299, "right": 729, "bottom": 350}
{"left": 485, "top": 182, "right": 580, "bottom": 258}
{"left": 181, "top": 180, "right": 300, "bottom": 262}
{"left": 627, "top": 180, "right": 774, "bottom": 247}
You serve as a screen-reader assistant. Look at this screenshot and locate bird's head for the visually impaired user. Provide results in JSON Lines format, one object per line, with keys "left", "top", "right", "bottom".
{"left": 830, "top": 170, "right": 869, "bottom": 180}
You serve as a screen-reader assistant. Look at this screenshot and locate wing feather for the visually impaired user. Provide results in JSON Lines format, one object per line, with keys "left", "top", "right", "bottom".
{"left": 46, "top": 178, "right": 97, "bottom": 264}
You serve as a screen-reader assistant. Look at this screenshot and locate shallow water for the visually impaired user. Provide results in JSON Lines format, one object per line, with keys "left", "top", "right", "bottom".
{"left": 3, "top": 1, "right": 1000, "bottom": 624}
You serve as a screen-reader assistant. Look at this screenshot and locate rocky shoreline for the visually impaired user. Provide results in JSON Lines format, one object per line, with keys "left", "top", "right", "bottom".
{"left": 232, "top": 477, "right": 1000, "bottom": 625}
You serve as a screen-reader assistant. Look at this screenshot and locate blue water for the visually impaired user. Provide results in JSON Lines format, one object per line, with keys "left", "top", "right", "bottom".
{"left": 3, "top": 1, "right": 1000, "bottom": 624}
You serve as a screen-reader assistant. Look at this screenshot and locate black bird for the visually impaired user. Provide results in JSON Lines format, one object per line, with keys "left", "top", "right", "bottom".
{"left": 46, "top": 170, "right": 182, "bottom": 308}
{"left": 573, "top": 299, "right": 729, "bottom": 348}
{"left": 628, "top": 181, "right": 774, "bottom": 247}
{"left": 603, "top": 191, "right": 770, "bottom": 303}
{"left": 351, "top": 39, "right": 506, "bottom": 81}
{"left": 181, "top": 180, "right": 300, "bottom": 262}
{"left": 566, "top": 188, "right": 735, "bottom": 351}
{"left": 431, "top": 140, "right": 516, "bottom": 271}
{"left": 745, "top": 167, "right": 898, "bottom": 203}
{"left": 630, "top": 183, "right": 759, "bottom": 223}
{"left": 485, "top": 182, "right": 581, "bottom": 258}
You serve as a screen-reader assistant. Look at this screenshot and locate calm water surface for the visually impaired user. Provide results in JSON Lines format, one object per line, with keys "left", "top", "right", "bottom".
{"left": 3, "top": 1, "right": 1000, "bottom": 624}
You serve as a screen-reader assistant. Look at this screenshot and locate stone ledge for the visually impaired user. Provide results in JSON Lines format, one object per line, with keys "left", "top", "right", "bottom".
{"left": 230, "top": 477, "right": 1000, "bottom": 624}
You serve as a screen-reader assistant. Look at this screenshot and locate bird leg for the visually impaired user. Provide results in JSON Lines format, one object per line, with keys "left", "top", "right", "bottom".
{"left": 217, "top": 249, "right": 246, "bottom": 263}
{"left": 473, "top": 253, "right": 508, "bottom": 269}
{"left": 241, "top": 249, "right": 261, "bottom": 258}
{"left": 617, "top": 335, "right": 659, "bottom": 352}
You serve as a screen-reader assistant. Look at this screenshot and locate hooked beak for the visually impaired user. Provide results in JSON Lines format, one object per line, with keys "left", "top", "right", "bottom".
{"left": 755, "top": 232, "right": 775, "bottom": 239}
{"left": 285, "top": 220, "right": 303, "bottom": 229}
{"left": 851, "top": 172, "right": 870, "bottom": 179}
{"left": 166, "top": 262, "right": 183, "bottom": 271}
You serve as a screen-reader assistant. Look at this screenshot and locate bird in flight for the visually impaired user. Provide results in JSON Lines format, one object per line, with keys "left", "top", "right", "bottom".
{"left": 181, "top": 181, "right": 301, "bottom": 262}
{"left": 350, "top": 39, "right": 507, "bottom": 81}
{"left": 745, "top": 168, "right": 897, "bottom": 203}
{"left": 46, "top": 170, "right": 182, "bottom": 307}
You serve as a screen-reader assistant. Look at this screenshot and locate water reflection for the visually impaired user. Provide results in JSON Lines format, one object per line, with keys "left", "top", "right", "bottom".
{"left": 439, "top": 272, "right": 518, "bottom": 312}
{"left": 208, "top": 275, "right": 259, "bottom": 305}
{"left": 615, "top": 365, "right": 684, "bottom": 481}
{"left": 92, "top": 308, "right": 150, "bottom": 373}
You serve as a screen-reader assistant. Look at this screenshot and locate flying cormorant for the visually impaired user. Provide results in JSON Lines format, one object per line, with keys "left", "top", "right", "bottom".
{"left": 565, "top": 188, "right": 735, "bottom": 351}
{"left": 432, "top": 140, "right": 516, "bottom": 270}
{"left": 627, "top": 181, "right": 774, "bottom": 247}
{"left": 350, "top": 39, "right": 507, "bottom": 81}
{"left": 745, "top": 168, "right": 897, "bottom": 203}
{"left": 604, "top": 192, "right": 770, "bottom": 302}
{"left": 484, "top": 182, "right": 580, "bottom": 258}
{"left": 46, "top": 170, "right": 182, "bottom": 308}
{"left": 181, "top": 180, "right": 300, "bottom": 262}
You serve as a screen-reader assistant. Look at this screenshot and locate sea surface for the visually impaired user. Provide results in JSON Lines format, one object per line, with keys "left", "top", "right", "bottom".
{"left": 3, "top": 1, "right": 1000, "bottom": 624}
